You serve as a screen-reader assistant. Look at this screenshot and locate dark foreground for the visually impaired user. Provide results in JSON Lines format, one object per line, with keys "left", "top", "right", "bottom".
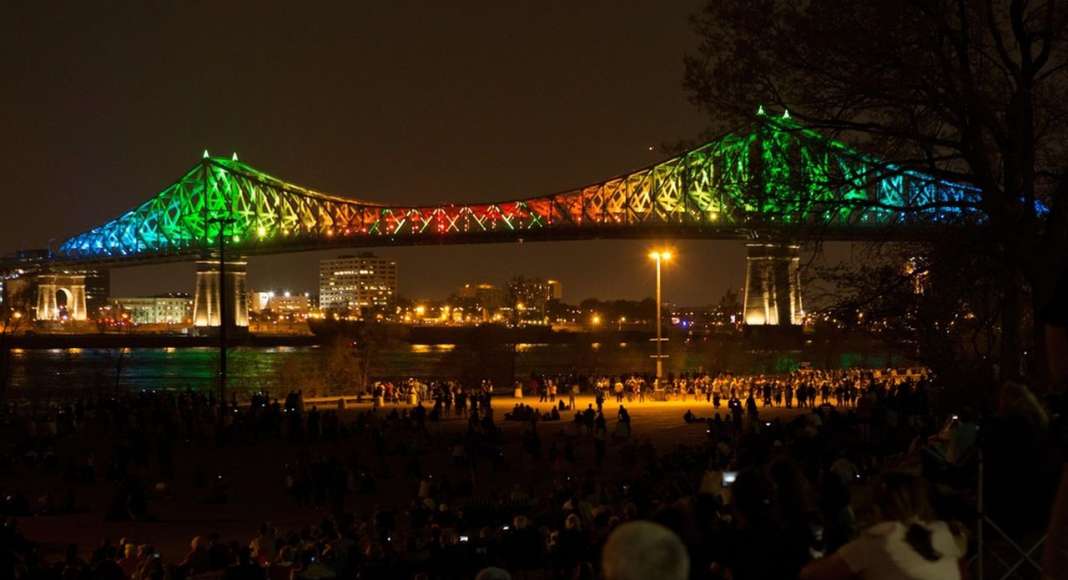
{"left": 1, "top": 384, "right": 1058, "bottom": 579}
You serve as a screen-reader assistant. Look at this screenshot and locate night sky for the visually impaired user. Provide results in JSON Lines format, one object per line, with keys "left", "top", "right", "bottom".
{"left": 2, "top": 1, "right": 849, "bottom": 305}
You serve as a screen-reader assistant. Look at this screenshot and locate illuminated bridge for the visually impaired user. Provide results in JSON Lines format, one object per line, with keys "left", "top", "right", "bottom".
{"left": 43, "top": 111, "right": 981, "bottom": 328}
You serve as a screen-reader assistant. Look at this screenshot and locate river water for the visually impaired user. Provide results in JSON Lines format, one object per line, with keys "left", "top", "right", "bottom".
{"left": 6, "top": 341, "right": 895, "bottom": 396}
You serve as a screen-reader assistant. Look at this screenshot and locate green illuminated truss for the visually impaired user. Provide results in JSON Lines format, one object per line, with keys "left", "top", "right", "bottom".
{"left": 58, "top": 113, "right": 980, "bottom": 261}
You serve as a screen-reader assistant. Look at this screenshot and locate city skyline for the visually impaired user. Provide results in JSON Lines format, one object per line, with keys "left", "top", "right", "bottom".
{"left": 1, "top": 0, "right": 725, "bottom": 304}
{"left": 105, "top": 240, "right": 856, "bottom": 307}
{"left": 2, "top": 1, "right": 868, "bottom": 307}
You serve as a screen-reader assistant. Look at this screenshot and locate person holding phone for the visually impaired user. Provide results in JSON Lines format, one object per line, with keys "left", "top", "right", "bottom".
{"left": 800, "top": 473, "right": 966, "bottom": 580}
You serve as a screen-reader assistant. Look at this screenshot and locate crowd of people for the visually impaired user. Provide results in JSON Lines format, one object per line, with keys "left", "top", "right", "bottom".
{"left": 0, "top": 365, "right": 1060, "bottom": 579}
{"left": 362, "top": 368, "right": 929, "bottom": 416}
{"left": 582, "top": 368, "right": 923, "bottom": 409}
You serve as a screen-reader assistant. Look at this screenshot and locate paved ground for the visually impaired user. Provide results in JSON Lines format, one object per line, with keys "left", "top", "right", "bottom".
{"left": 11, "top": 395, "right": 814, "bottom": 560}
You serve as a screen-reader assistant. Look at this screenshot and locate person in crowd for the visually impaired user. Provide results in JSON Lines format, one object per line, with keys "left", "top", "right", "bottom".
{"left": 800, "top": 473, "right": 966, "bottom": 580}
{"left": 117, "top": 541, "right": 141, "bottom": 578}
{"left": 223, "top": 547, "right": 265, "bottom": 580}
{"left": 602, "top": 521, "right": 689, "bottom": 580}
{"left": 178, "top": 536, "right": 211, "bottom": 578}
{"left": 0, "top": 364, "right": 962, "bottom": 580}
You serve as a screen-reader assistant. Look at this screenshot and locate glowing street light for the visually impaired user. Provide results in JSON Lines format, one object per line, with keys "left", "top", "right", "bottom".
{"left": 591, "top": 313, "right": 602, "bottom": 327}
{"left": 648, "top": 249, "right": 673, "bottom": 380}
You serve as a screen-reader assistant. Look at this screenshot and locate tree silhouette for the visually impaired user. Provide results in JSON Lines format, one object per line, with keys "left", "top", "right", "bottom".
{"left": 685, "top": 0, "right": 1068, "bottom": 379}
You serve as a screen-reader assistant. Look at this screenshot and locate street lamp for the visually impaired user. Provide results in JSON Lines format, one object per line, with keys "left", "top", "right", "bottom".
{"left": 207, "top": 216, "right": 236, "bottom": 421}
{"left": 648, "top": 250, "right": 673, "bottom": 380}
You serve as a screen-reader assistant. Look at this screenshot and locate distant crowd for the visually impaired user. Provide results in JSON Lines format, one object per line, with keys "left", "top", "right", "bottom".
{"left": 0, "top": 366, "right": 1060, "bottom": 579}
{"left": 363, "top": 367, "right": 930, "bottom": 413}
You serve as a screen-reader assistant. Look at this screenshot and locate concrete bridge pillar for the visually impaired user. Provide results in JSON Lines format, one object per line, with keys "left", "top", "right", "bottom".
{"left": 742, "top": 243, "right": 803, "bottom": 326}
{"left": 193, "top": 257, "right": 249, "bottom": 332}
{"left": 35, "top": 273, "right": 87, "bottom": 321}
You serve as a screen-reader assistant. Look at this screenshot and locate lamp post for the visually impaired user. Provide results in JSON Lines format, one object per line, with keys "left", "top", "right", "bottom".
{"left": 208, "top": 216, "right": 236, "bottom": 420}
{"left": 648, "top": 250, "right": 672, "bottom": 379}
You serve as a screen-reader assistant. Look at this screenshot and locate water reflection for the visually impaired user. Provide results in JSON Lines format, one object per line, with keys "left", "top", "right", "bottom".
{"left": 515, "top": 343, "right": 549, "bottom": 352}
{"left": 409, "top": 344, "right": 455, "bottom": 354}
{"left": 5, "top": 343, "right": 890, "bottom": 395}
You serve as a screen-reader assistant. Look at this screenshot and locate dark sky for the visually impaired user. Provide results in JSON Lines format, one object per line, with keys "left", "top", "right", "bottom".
{"left": 1, "top": 1, "right": 850, "bottom": 305}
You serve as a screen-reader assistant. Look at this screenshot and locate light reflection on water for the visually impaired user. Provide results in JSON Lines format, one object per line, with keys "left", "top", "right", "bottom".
{"left": 6, "top": 342, "right": 888, "bottom": 394}
{"left": 515, "top": 343, "right": 549, "bottom": 352}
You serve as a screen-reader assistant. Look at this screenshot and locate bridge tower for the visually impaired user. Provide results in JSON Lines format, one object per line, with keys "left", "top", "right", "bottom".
{"left": 35, "top": 273, "right": 88, "bottom": 321}
{"left": 742, "top": 243, "right": 803, "bottom": 326}
{"left": 192, "top": 256, "right": 249, "bottom": 333}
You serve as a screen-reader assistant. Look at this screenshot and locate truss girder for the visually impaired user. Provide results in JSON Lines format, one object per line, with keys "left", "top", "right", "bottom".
{"left": 58, "top": 114, "right": 983, "bottom": 261}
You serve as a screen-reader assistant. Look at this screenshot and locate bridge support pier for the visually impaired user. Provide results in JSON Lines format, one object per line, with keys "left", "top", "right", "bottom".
{"left": 193, "top": 257, "right": 249, "bottom": 333}
{"left": 742, "top": 243, "right": 803, "bottom": 326}
{"left": 35, "top": 273, "right": 87, "bottom": 321}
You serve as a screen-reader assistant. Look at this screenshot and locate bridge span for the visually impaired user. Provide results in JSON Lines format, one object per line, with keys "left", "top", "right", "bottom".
{"left": 28, "top": 111, "right": 981, "bottom": 330}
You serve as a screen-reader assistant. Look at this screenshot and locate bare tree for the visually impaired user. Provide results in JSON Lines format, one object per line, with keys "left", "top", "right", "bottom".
{"left": 685, "top": 0, "right": 1068, "bottom": 379}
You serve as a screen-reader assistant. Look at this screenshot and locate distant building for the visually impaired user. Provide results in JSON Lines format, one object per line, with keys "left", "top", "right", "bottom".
{"left": 0, "top": 249, "right": 52, "bottom": 273}
{"left": 111, "top": 293, "right": 192, "bottom": 325}
{"left": 319, "top": 253, "right": 397, "bottom": 312}
{"left": 507, "top": 276, "right": 556, "bottom": 318}
{"left": 84, "top": 270, "right": 110, "bottom": 317}
{"left": 547, "top": 279, "right": 563, "bottom": 301}
{"left": 457, "top": 282, "right": 506, "bottom": 313}
{"left": 248, "top": 291, "right": 273, "bottom": 313}
{"left": 269, "top": 293, "right": 311, "bottom": 315}
{"left": 248, "top": 290, "right": 312, "bottom": 315}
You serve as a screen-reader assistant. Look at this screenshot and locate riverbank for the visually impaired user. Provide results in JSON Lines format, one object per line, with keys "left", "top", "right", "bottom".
{"left": 2, "top": 333, "right": 319, "bottom": 349}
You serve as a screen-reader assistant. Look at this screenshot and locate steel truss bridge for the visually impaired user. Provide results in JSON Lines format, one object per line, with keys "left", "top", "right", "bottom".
{"left": 57, "top": 111, "right": 981, "bottom": 264}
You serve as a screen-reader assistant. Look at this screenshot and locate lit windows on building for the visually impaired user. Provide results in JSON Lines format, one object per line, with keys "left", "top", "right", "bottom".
{"left": 319, "top": 253, "right": 397, "bottom": 314}
{"left": 110, "top": 294, "right": 193, "bottom": 325}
